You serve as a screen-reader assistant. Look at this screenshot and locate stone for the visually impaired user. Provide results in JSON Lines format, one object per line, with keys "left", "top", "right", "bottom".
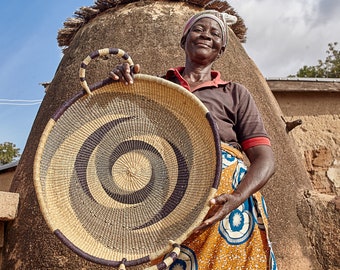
{"left": 312, "top": 148, "right": 333, "bottom": 168}
{"left": 327, "top": 166, "right": 340, "bottom": 195}
{"left": 0, "top": 191, "right": 19, "bottom": 221}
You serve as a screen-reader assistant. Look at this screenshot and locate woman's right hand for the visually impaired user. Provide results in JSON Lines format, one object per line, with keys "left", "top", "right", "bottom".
{"left": 109, "top": 63, "right": 140, "bottom": 85}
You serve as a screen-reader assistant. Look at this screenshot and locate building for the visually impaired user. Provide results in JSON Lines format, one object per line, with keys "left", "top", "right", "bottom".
{"left": 0, "top": 160, "right": 20, "bottom": 267}
{"left": 268, "top": 77, "right": 340, "bottom": 196}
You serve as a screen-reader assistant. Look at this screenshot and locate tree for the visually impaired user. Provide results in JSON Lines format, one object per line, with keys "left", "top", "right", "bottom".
{"left": 0, "top": 142, "right": 20, "bottom": 165}
{"left": 293, "top": 42, "right": 340, "bottom": 78}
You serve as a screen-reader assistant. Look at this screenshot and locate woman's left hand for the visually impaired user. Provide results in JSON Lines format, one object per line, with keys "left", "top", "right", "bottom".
{"left": 192, "top": 145, "right": 275, "bottom": 236}
{"left": 192, "top": 192, "right": 242, "bottom": 235}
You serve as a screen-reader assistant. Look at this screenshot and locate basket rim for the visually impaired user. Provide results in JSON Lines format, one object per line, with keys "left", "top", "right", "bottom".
{"left": 33, "top": 74, "right": 221, "bottom": 267}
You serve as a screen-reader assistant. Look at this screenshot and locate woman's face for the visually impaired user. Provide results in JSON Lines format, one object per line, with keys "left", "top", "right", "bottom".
{"left": 183, "top": 17, "right": 225, "bottom": 65}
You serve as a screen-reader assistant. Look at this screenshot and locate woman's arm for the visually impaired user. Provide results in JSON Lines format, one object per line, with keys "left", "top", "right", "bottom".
{"left": 194, "top": 144, "right": 275, "bottom": 233}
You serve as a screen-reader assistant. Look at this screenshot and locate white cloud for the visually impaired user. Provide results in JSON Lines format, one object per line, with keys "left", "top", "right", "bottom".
{"left": 227, "top": 0, "right": 340, "bottom": 77}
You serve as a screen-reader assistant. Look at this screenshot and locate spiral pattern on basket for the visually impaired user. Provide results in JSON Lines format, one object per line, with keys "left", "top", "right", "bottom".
{"left": 35, "top": 76, "right": 220, "bottom": 266}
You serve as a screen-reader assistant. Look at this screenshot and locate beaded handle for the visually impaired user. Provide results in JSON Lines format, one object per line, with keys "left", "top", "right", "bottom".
{"left": 79, "top": 48, "right": 134, "bottom": 95}
{"left": 116, "top": 241, "right": 180, "bottom": 270}
{"left": 145, "top": 241, "right": 181, "bottom": 270}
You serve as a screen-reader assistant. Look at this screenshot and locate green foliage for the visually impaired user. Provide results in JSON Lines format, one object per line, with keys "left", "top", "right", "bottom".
{"left": 293, "top": 42, "right": 340, "bottom": 78}
{"left": 0, "top": 142, "right": 20, "bottom": 165}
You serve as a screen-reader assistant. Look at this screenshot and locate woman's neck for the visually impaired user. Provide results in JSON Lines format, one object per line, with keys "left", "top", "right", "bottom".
{"left": 182, "top": 63, "right": 213, "bottom": 84}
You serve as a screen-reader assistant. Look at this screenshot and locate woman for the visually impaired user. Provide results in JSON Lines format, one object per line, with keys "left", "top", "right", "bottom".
{"left": 110, "top": 10, "right": 277, "bottom": 270}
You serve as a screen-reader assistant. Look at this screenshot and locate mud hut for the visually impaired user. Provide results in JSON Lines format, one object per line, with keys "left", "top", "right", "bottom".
{"left": 2, "top": 1, "right": 321, "bottom": 269}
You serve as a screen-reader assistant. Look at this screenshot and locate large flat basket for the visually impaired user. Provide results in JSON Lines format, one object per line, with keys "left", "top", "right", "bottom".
{"left": 33, "top": 48, "right": 221, "bottom": 269}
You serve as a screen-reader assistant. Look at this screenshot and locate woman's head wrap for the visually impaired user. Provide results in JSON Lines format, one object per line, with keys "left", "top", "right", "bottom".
{"left": 181, "top": 10, "right": 237, "bottom": 49}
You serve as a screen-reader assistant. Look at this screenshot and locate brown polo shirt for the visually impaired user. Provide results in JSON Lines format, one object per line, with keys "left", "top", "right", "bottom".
{"left": 165, "top": 67, "right": 270, "bottom": 151}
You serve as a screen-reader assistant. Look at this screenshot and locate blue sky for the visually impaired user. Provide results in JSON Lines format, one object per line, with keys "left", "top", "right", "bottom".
{"left": 1, "top": 0, "right": 340, "bottom": 154}
{"left": 0, "top": 1, "right": 93, "bottom": 152}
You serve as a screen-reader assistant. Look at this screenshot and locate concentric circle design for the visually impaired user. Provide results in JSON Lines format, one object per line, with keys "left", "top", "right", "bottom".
{"left": 168, "top": 245, "right": 197, "bottom": 270}
{"left": 218, "top": 199, "right": 254, "bottom": 245}
{"left": 34, "top": 74, "right": 221, "bottom": 267}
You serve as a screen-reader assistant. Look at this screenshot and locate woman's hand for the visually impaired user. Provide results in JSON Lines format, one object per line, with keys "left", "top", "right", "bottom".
{"left": 192, "top": 145, "right": 275, "bottom": 236}
{"left": 192, "top": 192, "right": 242, "bottom": 235}
{"left": 109, "top": 63, "right": 140, "bottom": 85}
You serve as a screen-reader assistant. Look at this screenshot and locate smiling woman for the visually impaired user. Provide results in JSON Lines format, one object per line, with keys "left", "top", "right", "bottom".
{"left": 6, "top": 0, "right": 329, "bottom": 268}
{"left": 109, "top": 9, "right": 277, "bottom": 270}
{"left": 181, "top": 17, "right": 226, "bottom": 84}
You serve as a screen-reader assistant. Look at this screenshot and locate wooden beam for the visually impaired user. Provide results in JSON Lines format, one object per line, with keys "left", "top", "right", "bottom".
{"left": 267, "top": 79, "right": 340, "bottom": 93}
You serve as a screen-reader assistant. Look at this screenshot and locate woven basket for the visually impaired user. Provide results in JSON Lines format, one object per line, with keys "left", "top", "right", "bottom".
{"left": 33, "top": 48, "right": 221, "bottom": 269}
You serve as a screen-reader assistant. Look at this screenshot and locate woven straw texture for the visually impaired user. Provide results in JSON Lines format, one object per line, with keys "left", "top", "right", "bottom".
{"left": 34, "top": 74, "right": 221, "bottom": 267}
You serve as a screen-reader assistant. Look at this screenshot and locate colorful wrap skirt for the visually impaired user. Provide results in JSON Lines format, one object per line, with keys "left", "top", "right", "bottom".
{"left": 167, "top": 144, "right": 277, "bottom": 270}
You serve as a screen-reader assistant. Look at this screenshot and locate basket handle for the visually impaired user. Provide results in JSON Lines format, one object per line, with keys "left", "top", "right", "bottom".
{"left": 145, "top": 241, "right": 181, "bottom": 270}
{"left": 79, "top": 48, "right": 134, "bottom": 95}
{"left": 116, "top": 241, "right": 181, "bottom": 270}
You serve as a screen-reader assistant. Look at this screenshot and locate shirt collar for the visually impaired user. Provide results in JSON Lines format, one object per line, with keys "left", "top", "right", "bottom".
{"left": 165, "top": 67, "right": 229, "bottom": 92}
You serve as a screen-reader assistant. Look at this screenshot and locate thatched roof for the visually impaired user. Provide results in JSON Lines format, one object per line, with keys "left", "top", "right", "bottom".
{"left": 57, "top": 0, "right": 247, "bottom": 48}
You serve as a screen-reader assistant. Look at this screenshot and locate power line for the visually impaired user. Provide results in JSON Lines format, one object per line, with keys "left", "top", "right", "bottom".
{"left": 0, "top": 99, "right": 42, "bottom": 106}
{"left": 0, "top": 99, "right": 42, "bottom": 102}
{"left": 0, "top": 102, "right": 41, "bottom": 106}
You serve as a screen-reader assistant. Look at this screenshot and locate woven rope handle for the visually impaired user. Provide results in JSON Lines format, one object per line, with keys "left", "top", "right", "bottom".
{"left": 79, "top": 48, "right": 134, "bottom": 95}
{"left": 119, "top": 258, "right": 127, "bottom": 270}
{"left": 145, "top": 241, "right": 181, "bottom": 270}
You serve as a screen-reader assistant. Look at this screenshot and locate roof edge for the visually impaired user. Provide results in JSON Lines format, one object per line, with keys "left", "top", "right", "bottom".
{"left": 266, "top": 77, "right": 340, "bottom": 83}
{"left": 0, "top": 160, "right": 19, "bottom": 172}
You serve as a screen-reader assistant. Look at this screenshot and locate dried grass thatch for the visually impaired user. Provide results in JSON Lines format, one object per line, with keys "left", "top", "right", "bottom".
{"left": 57, "top": 0, "right": 247, "bottom": 48}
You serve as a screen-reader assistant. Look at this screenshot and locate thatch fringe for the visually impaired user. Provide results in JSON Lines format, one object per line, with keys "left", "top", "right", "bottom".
{"left": 74, "top": 6, "right": 101, "bottom": 19}
{"left": 57, "top": 0, "right": 247, "bottom": 48}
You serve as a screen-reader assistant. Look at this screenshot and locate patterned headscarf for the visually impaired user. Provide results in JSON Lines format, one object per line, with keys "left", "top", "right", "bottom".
{"left": 181, "top": 10, "right": 237, "bottom": 48}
